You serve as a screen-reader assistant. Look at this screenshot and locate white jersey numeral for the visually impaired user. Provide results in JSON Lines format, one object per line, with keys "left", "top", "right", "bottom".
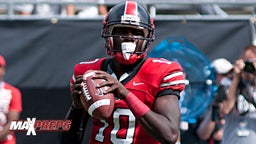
{"left": 95, "top": 119, "right": 109, "bottom": 142}
{"left": 95, "top": 108, "right": 136, "bottom": 144}
{"left": 152, "top": 59, "right": 172, "bottom": 64}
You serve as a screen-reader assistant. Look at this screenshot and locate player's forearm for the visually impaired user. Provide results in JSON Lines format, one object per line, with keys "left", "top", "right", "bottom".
{"left": 60, "top": 106, "right": 86, "bottom": 144}
{"left": 124, "top": 92, "right": 179, "bottom": 143}
{"left": 139, "top": 111, "right": 179, "bottom": 144}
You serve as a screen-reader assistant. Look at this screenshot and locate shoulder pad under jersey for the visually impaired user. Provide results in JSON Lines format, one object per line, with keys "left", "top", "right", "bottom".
{"left": 73, "top": 58, "right": 106, "bottom": 76}
{"left": 138, "top": 58, "right": 185, "bottom": 90}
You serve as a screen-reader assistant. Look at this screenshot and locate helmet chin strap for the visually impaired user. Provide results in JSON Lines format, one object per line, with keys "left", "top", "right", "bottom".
{"left": 121, "top": 42, "right": 136, "bottom": 60}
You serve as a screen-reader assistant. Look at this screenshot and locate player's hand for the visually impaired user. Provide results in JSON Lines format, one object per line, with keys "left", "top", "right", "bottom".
{"left": 93, "top": 70, "right": 129, "bottom": 99}
{"left": 71, "top": 75, "right": 83, "bottom": 109}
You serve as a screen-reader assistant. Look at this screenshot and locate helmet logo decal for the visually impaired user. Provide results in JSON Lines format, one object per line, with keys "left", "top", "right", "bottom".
{"left": 121, "top": 1, "right": 140, "bottom": 25}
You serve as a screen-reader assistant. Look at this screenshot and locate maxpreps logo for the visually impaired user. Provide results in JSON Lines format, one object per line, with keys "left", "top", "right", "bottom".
{"left": 9, "top": 118, "right": 71, "bottom": 136}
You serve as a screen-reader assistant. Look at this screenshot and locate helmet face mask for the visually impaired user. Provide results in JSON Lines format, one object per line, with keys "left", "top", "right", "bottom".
{"left": 102, "top": 1, "right": 154, "bottom": 65}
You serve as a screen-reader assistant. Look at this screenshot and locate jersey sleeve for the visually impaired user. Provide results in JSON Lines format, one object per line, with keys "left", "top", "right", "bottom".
{"left": 69, "top": 58, "right": 105, "bottom": 91}
{"left": 159, "top": 61, "right": 186, "bottom": 91}
{"left": 8, "top": 85, "right": 22, "bottom": 112}
{"left": 138, "top": 58, "right": 186, "bottom": 97}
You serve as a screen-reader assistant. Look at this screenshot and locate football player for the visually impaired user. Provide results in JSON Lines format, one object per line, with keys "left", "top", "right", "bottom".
{"left": 60, "top": 1, "right": 186, "bottom": 144}
{"left": 0, "top": 55, "right": 22, "bottom": 144}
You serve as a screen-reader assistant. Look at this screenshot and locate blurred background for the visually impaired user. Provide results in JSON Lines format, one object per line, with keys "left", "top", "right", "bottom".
{"left": 0, "top": 0, "right": 255, "bottom": 143}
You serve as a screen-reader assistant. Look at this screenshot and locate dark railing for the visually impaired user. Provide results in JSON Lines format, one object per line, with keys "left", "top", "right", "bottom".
{"left": 0, "top": 0, "right": 255, "bottom": 20}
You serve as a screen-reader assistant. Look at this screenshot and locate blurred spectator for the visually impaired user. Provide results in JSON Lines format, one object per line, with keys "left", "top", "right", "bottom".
{"left": 14, "top": 4, "right": 33, "bottom": 16}
{"left": 220, "top": 44, "right": 256, "bottom": 144}
{"left": 180, "top": 114, "right": 208, "bottom": 144}
{"left": 75, "top": 0, "right": 108, "bottom": 18}
{"left": 14, "top": 0, "right": 75, "bottom": 16}
{"left": 196, "top": 4, "right": 228, "bottom": 16}
{"left": 211, "top": 58, "right": 233, "bottom": 85}
{"left": 197, "top": 58, "right": 233, "bottom": 144}
{"left": 0, "top": 55, "right": 22, "bottom": 144}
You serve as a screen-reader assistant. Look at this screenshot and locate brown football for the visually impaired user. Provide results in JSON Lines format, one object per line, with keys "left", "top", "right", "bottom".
{"left": 80, "top": 70, "right": 114, "bottom": 120}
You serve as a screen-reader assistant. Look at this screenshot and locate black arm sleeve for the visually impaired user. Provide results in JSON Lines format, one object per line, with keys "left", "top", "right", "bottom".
{"left": 156, "top": 89, "right": 180, "bottom": 99}
{"left": 59, "top": 106, "right": 88, "bottom": 144}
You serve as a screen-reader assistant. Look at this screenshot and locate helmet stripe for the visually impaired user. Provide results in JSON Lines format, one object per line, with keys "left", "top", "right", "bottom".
{"left": 124, "top": 1, "right": 137, "bottom": 16}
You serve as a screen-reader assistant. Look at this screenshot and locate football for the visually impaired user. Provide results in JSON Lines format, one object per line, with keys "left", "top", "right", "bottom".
{"left": 80, "top": 70, "right": 115, "bottom": 120}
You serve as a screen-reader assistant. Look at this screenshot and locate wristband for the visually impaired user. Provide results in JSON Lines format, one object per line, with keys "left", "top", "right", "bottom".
{"left": 125, "top": 92, "right": 150, "bottom": 118}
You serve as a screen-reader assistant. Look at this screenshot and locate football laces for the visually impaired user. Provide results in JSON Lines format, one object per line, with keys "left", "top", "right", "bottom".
{"left": 81, "top": 82, "right": 92, "bottom": 101}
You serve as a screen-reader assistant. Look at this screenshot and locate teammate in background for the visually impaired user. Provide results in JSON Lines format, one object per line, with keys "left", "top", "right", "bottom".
{"left": 220, "top": 44, "right": 256, "bottom": 144}
{"left": 60, "top": 1, "right": 186, "bottom": 144}
{"left": 197, "top": 58, "right": 233, "bottom": 144}
{"left": 0, "top": 55, "right": 22, "bottom": 144}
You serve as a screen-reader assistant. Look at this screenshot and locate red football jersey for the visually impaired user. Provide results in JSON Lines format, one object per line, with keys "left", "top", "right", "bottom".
{"left": 0, "top": 82, "right": 22, "bottom": 144}
{"left": 70, "top": 57, "right": 185, "bottom": 144}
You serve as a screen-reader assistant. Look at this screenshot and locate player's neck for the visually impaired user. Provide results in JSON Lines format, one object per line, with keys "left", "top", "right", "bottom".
{"left": 111, "top": 60, "right": 137, "bottom": 78}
